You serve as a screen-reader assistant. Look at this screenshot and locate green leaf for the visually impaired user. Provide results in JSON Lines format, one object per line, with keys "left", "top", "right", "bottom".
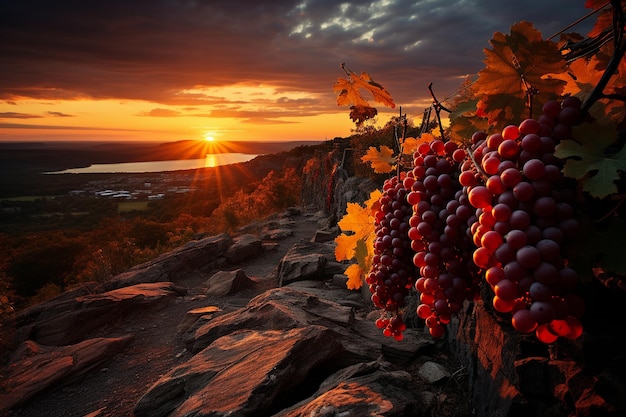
{"left": 554, "top": 116, "right": 625, "bottom": 199}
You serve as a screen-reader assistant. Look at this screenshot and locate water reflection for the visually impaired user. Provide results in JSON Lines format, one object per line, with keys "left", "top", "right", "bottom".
{"left": 46, "top": 153, "right": 257, "bottom": 174}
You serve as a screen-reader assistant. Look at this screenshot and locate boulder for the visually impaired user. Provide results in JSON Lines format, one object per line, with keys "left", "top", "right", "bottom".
{"left": 0, "top": 335, "right": 134, "bottom": 414}
{"left": 204, "top": 269, "right": 256, "bottom": 297}
{"left": 278, "top": 242, "right": 332, "bottom": 285}
{"left": 134, "top": 326, "right": 343, "bottom": 417}
{"left": 107, "top": 233, "right": 232, "bottom": 288}
{"left": 418, "top": 361, "right": 451, "bottom": 384}
{"left": 225, "top": 233, "right": 263, "bottom": 263}
{"left": 14, "top": 282, "right": 186, "bottom": 346}
{"left": 274, "top": 360, "right": 422, "bottom": 417}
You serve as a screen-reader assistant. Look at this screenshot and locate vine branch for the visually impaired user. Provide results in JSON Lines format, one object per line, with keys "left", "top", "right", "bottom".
{"left": 428, "top": 83, "right": 451, "bottom": 141}
{"left": 582, "top": 0, "right": 626, "bottom": 113}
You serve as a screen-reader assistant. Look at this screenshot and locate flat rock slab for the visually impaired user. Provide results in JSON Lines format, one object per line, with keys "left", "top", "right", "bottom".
{"left": 134, "top": 326, "right": 343, "bottom": 417}
{"left": 15, "top": 282, "right": 186, "bottom": 346}
{"left": 0, "top": 335, "right": 134, "bottom": 414}
{"left": 275, "top": 361, "right": 422, "bottom": 417}
{"left": 188, "top": 287, "right": 433, "bottom": 367}
{"left": 188, "top": 287, "right": 354, "bottom": 353}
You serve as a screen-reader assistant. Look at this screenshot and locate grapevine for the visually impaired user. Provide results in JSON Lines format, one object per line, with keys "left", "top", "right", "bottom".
{"left": 334, "top": 1, "right": 626, "bottom": 345}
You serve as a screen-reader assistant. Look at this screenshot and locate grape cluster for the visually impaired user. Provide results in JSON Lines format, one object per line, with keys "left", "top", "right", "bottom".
{"left": 407, "top": 140, "right": 480, "bottom": 338}
{"left": 461, "top": 98, "right": 586, "bottom": 343}
{"left": 367, "top": 174, "right": 417, "bottom": 341}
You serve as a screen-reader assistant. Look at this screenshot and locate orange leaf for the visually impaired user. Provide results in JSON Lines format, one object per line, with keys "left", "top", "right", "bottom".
{"left": 402, "top": 134, "right": 435, "bottom": 155}
{"left": 361, "top": 145, "right": 396, "bottom": 174}
{"left": 472, "top": 21, "right": 567, "bottom": 126}
{"left": 349, "top": 105, "right": 378, "bottom": 125}
{"left": 345, "top": 264, "right": 364, "bottom": 290}
{"left": 333, "top": 67, "right": 395, "bottom": 109}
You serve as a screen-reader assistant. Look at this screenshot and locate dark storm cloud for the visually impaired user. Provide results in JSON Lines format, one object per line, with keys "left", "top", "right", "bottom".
{"left": 0, "top": 0, "right": 595, "bottom": 114}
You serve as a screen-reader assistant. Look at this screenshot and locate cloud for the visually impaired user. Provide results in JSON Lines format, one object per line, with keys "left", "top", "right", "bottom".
{"left": 46, "top": 111, "right": 74, "bottom": 117}
{"left": 142, "top": 108, "right": 183, "bottom": 117}
{"left": 0, "top": 112, "right": 42, "bottom": 119}
{"left": 0, "top": 0, "right": 596, "bottom": 117}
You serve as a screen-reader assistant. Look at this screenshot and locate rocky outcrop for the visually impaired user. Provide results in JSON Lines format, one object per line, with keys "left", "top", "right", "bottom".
{"left": 13, "top": 282, "right": 187, "bottom": 346}
{"left": 448, "top": 297, "right": 626, "bottom": 417}
{"left": 134, "top": 326, "right": 344, "bottom": 417}
{"left": 0, "top": 335, "right": 134, "bottom": 414}
{"left": 1, "top": 206, "right": 478, "bottom": 417}
{"left": 107, "top": 233, "right": 233, "bottom": 289}
{"left": 274, "top": 361, "right": 421, "bottom": 417}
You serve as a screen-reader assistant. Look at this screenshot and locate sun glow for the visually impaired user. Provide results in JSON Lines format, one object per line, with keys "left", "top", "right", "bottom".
{"left": 205, "top": 135, "right": 216, "bottom": 142}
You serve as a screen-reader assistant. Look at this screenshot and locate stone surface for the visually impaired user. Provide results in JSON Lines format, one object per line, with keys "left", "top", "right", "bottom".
{"left": 224, "top": 234, "right": 263, "bottom": 264}
{"left": 0, "top": 335, "right": 134, "bottom": 414}
{"left": 134, "top": 326, "right": 343, "bottom": 417}
{"left": 107, "top": 233, "right": 232, "bottom": 288}
{"left": 188, "top": 286, "right": 434, "bottom": 367}
{"left": 14, "top": 282, "right": 186, "bottom": 346}
{"left": 204, "top": 268, "right": 256, "bottom": 297}
{"left": 418, "top": 361, "right": 451, "bottom": 384}
{"left": 176, "top": 305, "right": 222, "bottom": 336}
{"left": 277, "top": 242, "right": 330, "bottom": 285}
{"left": 188, "top": 287, "right": 354, "bottom": 353}
{"left": 274, "top": 360, "right": 422, "bottom": 417}
{"left": 311, "top": 229, "right": 336, "bottom": 243}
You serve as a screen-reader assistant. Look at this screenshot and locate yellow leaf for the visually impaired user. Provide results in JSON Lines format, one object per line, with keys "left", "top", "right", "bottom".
{"left": 361, "top": 146, "right": 396, "bottom": 174}
{"left": 345, "top": 264, "right": 364, "bottom": 290}
{"left": 334, "top": 190, "right": 380, "bottom": 290}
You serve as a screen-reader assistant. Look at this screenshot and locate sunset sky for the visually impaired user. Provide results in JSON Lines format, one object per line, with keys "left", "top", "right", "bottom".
{"left": 0, "top": 0, "right": 596, "bottom": 143}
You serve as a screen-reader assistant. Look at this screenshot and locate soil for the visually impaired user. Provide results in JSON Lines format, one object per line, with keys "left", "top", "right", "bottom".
{"left": 5, "top": 209, "right": 470, "bottom": 417}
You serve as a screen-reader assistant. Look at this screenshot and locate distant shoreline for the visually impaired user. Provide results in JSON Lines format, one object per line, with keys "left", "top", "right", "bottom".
{"left": 0, "top": 139, "right": 323, "bottom": 174}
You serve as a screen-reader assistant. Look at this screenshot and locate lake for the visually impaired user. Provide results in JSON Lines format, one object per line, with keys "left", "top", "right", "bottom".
{"left": 47, "top": 153, "right": 258, "bottom": 174}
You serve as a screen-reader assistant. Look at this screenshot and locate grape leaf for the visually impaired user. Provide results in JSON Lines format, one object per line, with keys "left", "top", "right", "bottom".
{"left": 555, "top": 113, "right": 626, "bottom": 198}
{"left": 361, "top": 145, "right": 396, "bottom": 174}
{"left": 584, "top": 0, "right": 620, "bottom": 38}
{"left": 473, "top": 21, "right": 567, "bottom": 126}
{"left": 554, "top": 57, "right": 601, "bottom": 97}
{"left": 349, "top": 105, "right": 378, "bottom": 125}
{"left": 402, "top": 134, "right": 435, "bottom": 155}
{"left": 334, "top": 68, "right": 396, "bottom": 109}
{"left": 344, "top": 263, "right": 365, "bottom": 290}
{"left": 447, "top": 98, "right": 490, "bottom": 144}
{"left": 335, "top": 199, "right": 376, "bottom": 261}
{"left": 334, "top": 190, "right": 381, "bottom": 290}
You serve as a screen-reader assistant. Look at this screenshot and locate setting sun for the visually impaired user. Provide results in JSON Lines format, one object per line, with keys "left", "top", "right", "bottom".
{"left": 205, "top": 135, "right": 215, "bottom": 142}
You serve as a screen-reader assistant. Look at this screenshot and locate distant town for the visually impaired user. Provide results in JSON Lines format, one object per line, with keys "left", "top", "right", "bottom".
{"left": 67, "top": 171, "right": 201, "bottom": 201}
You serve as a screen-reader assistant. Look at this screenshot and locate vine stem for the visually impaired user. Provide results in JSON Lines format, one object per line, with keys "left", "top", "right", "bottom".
{"left": 581, "top": 0, "right": 626, "bottom": 113}
{"left": 428, "top": 83, "right": 451, "bottom": 142}
{"left": 466, "top": 145, "right": 490, "bottom": 182}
